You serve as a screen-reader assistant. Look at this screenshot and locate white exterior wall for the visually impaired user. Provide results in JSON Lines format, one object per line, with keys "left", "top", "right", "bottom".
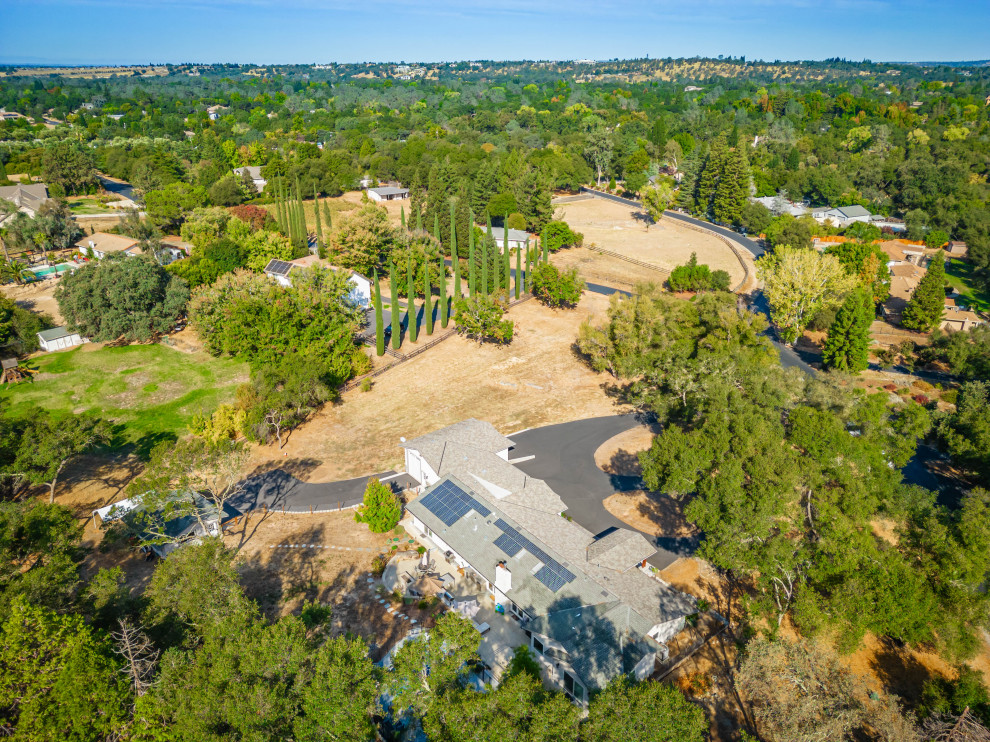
{"left": 347, "top": 274, "right": 372, "bottom": 308}
{"left": 368, "top": 190, "right": 384, "bottom": 201}
{"left": 633, "top": 651, "right": 657, "bottom": 680}
{"left": 648, "top": 616, "right": 686, "bottom": 644}
{"left": 405, "top": 448, "right": 438, "bottom": 490}
{"left": 39, "top": 333, "right": 84, "bottom": 352}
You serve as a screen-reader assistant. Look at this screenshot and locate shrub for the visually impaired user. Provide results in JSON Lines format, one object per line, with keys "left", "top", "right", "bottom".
{"left": 228, "top": 204, "right": 275, "bottom": 231}
{"left": 359, "top": 378, "right": 372, "bottom": 393}
{"left": 454, "top": 294, "right": 514, "bottom": 344}
{"left": 667, "top": 252, "right": 731, "bottom": 292}
{"left": 506, "top": 212, "right": 527, "bottom": 230}
{"left": 354, "top": 478, "right": 402, "bottom": 533}
{"left": 299, "top": 600, "right": 332, "bottom": 629}
{"left": 542, "top": 220, "right": 582, "bottom": 252}
{"left": 941, "top": 389, "right": 959, "bottom": 405}
{"left": 913, "top": 379, "right": 934, "bottom": 392}
{"left": 913, "top": 394, "right": 930, "bottom": 405}
{"left": 876, "top": 348, "right": 898, "bottom": 368}
{"left": 190, "top": 404, "right": 246, "bottom": 444}
{"left": 530, "top": 263, "right": 585, "bottom": 308}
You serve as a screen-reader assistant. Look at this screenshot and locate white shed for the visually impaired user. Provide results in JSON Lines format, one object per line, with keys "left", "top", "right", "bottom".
{"left": 491, "top": 228, "right": 531, "bottom": 250}
{"left": 37, "top": 326, "right": 85, "bottom": 352}
{"left": 367, "top": 186, "right": 409, "bottom": 202}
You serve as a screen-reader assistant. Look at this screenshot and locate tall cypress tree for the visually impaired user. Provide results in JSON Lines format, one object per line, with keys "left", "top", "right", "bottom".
{"left": 439, "top": 255, "right": 449, "bottom": 328}
{"left": 400, "top": 205, "right": 406, "bottom": 230}
{"left": 389, "top": 263, "right": 401, "bottom": 350}
{"left": 481, "top": 233, "right": 489, "bottom": 296}
{"left": 821, "top": 289, "right": 872, "bottom": 372}
{"left": 523, "top": 237, "right": 530, "bottom": 293}
{"left": 313, "top": 187, "right": 324, "bottom": 254}
{"left": 902, "top": 250, "right": 947, "bottom": 332}
{"left": 542, "top": 230, "right": 549, "bottom": 264}
{"left": 434, "top": 213, "right": 441, "bottom": 245}
{"left": 423, "top": 255, "right": 433, "bottom": 335}
{"left": 373, "top": 270, "right": 385, "bottom": 356}
{"left": 515, "top": 244, "right": 522, "bottom": 299}
{"left": 469, "top": 212, "right": 477, "bottom": 297}
{"left": 449, "top": 200, "right": 457, "bottom": 260}
{"left": 406, "top": 256, "right": 417, "bottom": 343}
{"left": 504, "top": 240, "right": 511, "bottom": 294}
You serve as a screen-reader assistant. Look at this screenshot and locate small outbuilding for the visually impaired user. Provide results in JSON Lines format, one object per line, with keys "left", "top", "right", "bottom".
{"left": 37, "top": 326, "right": 86, "bottom": 352}
{"left": 367, "top": 186, "right": 409, "bottom": 202}
{"left": 491, "top": 228, "right": 531, "bottom": 250}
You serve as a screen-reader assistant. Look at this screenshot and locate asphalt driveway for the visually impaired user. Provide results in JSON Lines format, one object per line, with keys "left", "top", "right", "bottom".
{"left": 231, "top": 470, "right": 416, "bottom": 514}
{"left": 509, "top": 415, "right": 699, "bottom": 570}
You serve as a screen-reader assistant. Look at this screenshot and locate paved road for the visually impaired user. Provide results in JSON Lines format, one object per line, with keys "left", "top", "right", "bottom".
{"left": 509, "top": 415, "right": 698, "bottom": 570}
{"left": 97, "top": 174, "right": 137, "bottom": 202}
{"left": 232, "top": 470, "right": 416, "bottom": 514}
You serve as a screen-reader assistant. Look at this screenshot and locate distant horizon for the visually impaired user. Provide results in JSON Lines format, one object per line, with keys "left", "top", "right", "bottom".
{"left": 1, "top": 57, "right": 988, "bottom": 68}
{"left": 5, "top": 0, "right": 990, "bottom": 69}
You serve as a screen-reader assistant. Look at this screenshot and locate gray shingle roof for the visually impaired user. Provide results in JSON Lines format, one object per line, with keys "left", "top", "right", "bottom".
{"left": 369, "top": 186, "right": 409, "bottom": 197}
{"left": 402, "top": 419, "right": 514, "bottom": 472}
{"left": 586, "top": 529, "right": 657, "bottom": 572}
{"left": 837, "top": 205, "right": 871, "bottom": 218}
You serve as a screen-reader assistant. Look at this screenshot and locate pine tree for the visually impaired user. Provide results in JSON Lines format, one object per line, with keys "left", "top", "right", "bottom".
{"left": 425, "top": 158, "right": 456, "bottom": 245}
{"left": 423, "top": 255, "right": 433, "bottom": 335}
{"left": 902, "top": 250, "right": 947, "bottom": 332}
{"left": 389, "top": 263, "right": 401, "bottom": 350}
{"left": 406, "top": 256, "right": 417, "bottom": 343}
{"left": 695, "top": 139, "right": 726, "bottom": 218}
{"left": 400, "top": 205, "right": 406, "bottom": 230}
{"left": 416, "top": 207, "right": 422, "bottom": 232}
{"left": 821, "top": 289, "right": 872, "bottom": 372}
{"left": 313, "top": 187, "right": 324, "bottom": 254}
{"left": 373, "top": 270, "right": 385, "bottom": 356}
{"left": 712, "top": 147, "right": 748, "bottom": 226}
{"left": 439, "top": 255, "right": 449, "bottom": 328}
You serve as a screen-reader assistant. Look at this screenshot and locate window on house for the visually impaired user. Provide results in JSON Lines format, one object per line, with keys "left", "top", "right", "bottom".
{"left": 532, "top": 638, "right": 544, "bottom": 655}
{"left": 563, "top": 672, "right": 584, "bottom": 703}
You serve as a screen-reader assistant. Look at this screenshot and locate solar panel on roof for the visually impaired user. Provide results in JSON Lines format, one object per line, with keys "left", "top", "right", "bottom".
{"left": 493, "top": 518, "right": 576, "bottom": 592}
{"left": 266, "top": 259, "right": 293, "bottom": 276}
{"left": 419, "top": 480, "right": 491, "bottom": 526}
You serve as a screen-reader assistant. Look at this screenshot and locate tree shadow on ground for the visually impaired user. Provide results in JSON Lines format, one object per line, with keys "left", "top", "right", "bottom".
{"left": 868, "top": 636, "right": 939, "bottom": 703}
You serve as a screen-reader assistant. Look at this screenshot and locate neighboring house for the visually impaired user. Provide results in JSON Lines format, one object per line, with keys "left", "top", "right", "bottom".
{"left": 160, "top": 235, "right": 193, "bottom": 260}
{"left": 750, "top": 195, "right": 809, "bottom": 218}
{"left": 880, "top": 240, "right": 929, "bottom": 268}
{"left": 941, "top": 298, "right": 986, "bottom": 333}
{"left": 946, "top": 241, "right": 969, "bottom": 259}
{"left": 107, "top": 113, "right": 125, "bottom": 121}
{"left": 207, "top": 105, "right": 227, "bottom": 121}
{"left": 0, "top": 183, "right": 52, "bottom": 226}
{"left": 491, "top": 228, "right": 531, "bottom": 250}
{"left": 367, "top": 186, "right": 410, "bottom": 202}
{"left": 881, "top": 262, "right": 925, "bottom": 323}
{"left": 812, "top": 204, "right": 873, "bottom": 227}
{"left": 869, "top": 215, "right": 907, "bottom": 233}
{"left": 93, "top": 494, "right": 241, "bottom": 559}
{"left": 233, "top": 165, "right": 267, "bottom": 192}
{"left": 263, "top": 255, "right": 372, "bottom": 308}
{"left": 37, "top": 326, "right": 86, "bottom": 352}
{"left": 402, "top": 419, "right": 696, "bottom": 704}
{"left": 75, "top": 232, "right": 141, "bottom": 259}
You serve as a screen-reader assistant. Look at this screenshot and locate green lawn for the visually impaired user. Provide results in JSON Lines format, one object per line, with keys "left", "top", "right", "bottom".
{"left": 1, "top": 345, "right": 249, "bottom": 450}
{"left": 945, "top": 259, "right": 990, "bottom": 313}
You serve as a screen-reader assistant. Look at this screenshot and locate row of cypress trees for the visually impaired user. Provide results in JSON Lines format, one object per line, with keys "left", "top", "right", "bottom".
{"left": 371, "top": 200, "right": 549, "bottom": 355}
{"left": 270, "top": 177, "right": 312, "bottom": 255}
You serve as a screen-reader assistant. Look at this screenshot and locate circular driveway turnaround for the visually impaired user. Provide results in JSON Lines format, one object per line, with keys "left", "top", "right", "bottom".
{"left": 508, "top": 414, "right": 699, "bottom": 570}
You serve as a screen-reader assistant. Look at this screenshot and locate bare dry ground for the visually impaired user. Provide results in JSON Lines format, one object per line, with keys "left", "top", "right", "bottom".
{"left": 247, "top": 292, "right": 632, "bottom": 482}
{"left": 556, "top": 197, "right": 751, "bottom": 288}
{"left": 0, "top": 279, "right": 64, "bottom": 323}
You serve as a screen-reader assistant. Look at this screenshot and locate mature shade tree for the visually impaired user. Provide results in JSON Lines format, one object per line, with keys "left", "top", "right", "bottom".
{"left": 756, "top": 246, "right": 857, "bottom": 343}
{"left": 454, "top": 294, "right": 514, "bottom": 344}
{"left": 243, "top": 229, "right": 294, "bottom": 271}
{"left": 764, "top": 214, "right": 816, "bottom": 250}
{"left": 584, "top": 127, "right": 614, "bottom": 187}
{"left": 938, "top": 383, "right": 990, "bottom": 487}
{"left": 642, "top": 181, "right": 675, "bottom": 227}
{"left": 144, "top": 182, "right": 209, "bottom": 232}
{"left": 0, "top": 501, "right": 84, "bottom": 618}
{"left": 13, "top": 411, "right": 111, "bottom": 503}
{"left": 325, "top": 203, "right": 396, "bottom": 276}
{"left": 530, "top": 263, "right": 585, "bottom": 308}
{"left": 0, "top": 599, "right": 132, "bottom": 740}
{"left": 582, "top": 676, "right": 707, "bottom": 742}
{"left": 41, "top": 140, "right": 98, "bottom": 196}
{"left": 294, "top": 636, "right": 379, "bottom": 742}
{"left": 902, "top": 250, "right": 947, "bottom": 332}
{"left": 189, "top": 267, "right": 360, "bottom": 372}
{"left": 56, "top": 254, "right": 190, "bottom": 342}
{"left": 712, "top": 146, "right": 749, "bottom": 225}
{"left": 821, "top": 289, "right": 873, "bottom": 373}
{"left": 208, "top": 175, "right": 245, "bottom": 207}
{"left": 354, "top": 478, "right": 402, "bottom": 533}
{"left": 825, "top": 241, "right": 891, "bottom": 304}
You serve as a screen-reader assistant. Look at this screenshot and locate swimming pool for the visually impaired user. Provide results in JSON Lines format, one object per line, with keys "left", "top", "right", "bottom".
{"left": 30, "top": 264, "right": 74, "bottom": 278}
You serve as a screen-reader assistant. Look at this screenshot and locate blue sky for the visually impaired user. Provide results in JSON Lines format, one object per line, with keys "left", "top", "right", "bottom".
{"left": 4, "top": 0, "right": 989, "bottom": 65}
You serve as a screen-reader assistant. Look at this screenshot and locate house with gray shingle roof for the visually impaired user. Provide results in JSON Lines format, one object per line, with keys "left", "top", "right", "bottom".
{"left": 0, "top": 183, "right": 52, "bottom": 226}
{"left": 402, "top": 419, "right": 695, "bottom": 704}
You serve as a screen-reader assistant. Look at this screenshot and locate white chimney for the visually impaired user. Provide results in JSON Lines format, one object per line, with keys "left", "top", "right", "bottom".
{"left": 494, "top": 562, "right": 512, "bottom": 593}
